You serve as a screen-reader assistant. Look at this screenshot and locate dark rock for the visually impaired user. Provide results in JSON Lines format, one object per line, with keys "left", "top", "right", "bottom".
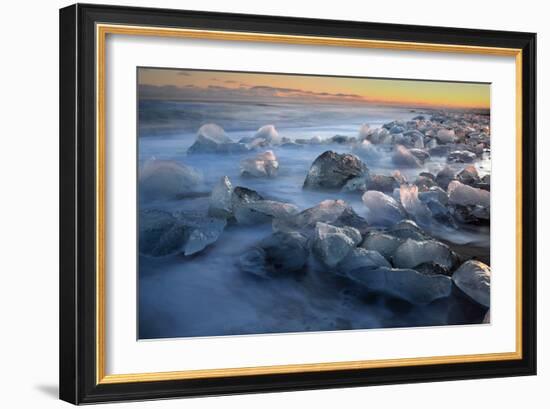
{"left": 366, "top": 174, "right": 401, "bottom": 193}
{"left": 332, "top": 207, "right": 370, "bottom": 235}
{"left": 435, "top": 166, "right": 456, "bottom": 190}
{"left": 303, "top": 151, "right": 368, "bottom": 191}
{"left": 447, "top": 150, "right": 476, "bottom": 163}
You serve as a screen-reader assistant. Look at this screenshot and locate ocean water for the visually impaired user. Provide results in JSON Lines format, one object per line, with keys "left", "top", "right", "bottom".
{"left": 138, "top": 100, "right": 489, "bottom": 339}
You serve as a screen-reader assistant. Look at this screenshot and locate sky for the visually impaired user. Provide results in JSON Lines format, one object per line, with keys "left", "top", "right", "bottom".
{"left": 138, "top": 68, "right": 490, "bottom": 109}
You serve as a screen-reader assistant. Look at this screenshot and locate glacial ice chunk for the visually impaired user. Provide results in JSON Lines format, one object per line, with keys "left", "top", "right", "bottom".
{"left": 259, "top": 231, "right": 309, "bottom": 273}
{"left": 139, "top": 209, "right": 226, "bottom": 257}
{"left": 362, "top": 191, "right": 405, "bottom": 227}
{"left": 361, "top": 232, "right": 403, "bottom": 261}
{"left": 393, "top": 238, "right": 456, "bottom": 270}
{"left": 436, "top": 128, "right": 456, "bottom": 144}
{"left": 337, "top": 248, "right": 390, "bottom": 273}
{"left": 358, "top": 123, "right": 371, "bottom": 140}
{"left": 273, "top": 199, "right": 351, "bottom": 234}
{"left": 239, "top": 231, "right": 309, "bottom": 278}
{"left": 399, "top": 184, "right": 433, "bottom": 227}
{"left": 447, "top": 150, "right": 476, "bottom": 163}
{"left": 347, "top": 266, "right": 452, "bottom": 304}
{"left": 139, "top": 159, "right": 203, "bottom": 201}
{"left": 447, "top": 180, "right": 490, "bottom": 208}
{"left": 435, "top": 166, "right": 456, "bottom": 190}
{"left": 231, "top": 187, "right": 298, "bottom": 225}
{"left": 352, "top": 140, "right": 380, "bottom": 161}
{"left": 452, "top": 260, "right": 491, "bottom": 307}
{"left": 311, "top": 222, "right": 362, "bottom": 268}
{"left": 254, "top": 124, "right": 281, "bottom": 145}
{"left": 208, "top": 176, "right": 233, "bottom": 218}
{"left": 403, "top": 130, "right": 425, "bottom": 148}
{"left": 456, "top": 165, "right": 480, "bottom": 186}
{"left": 183, "top": 216, "right": 227, "bottom": 256}
{"left": 188, "top": 123, "right": 248, "bottom": 154}
{"left": 240, "top": 150, "right": 279, "bottom": 178}
{"left": 392, "top": 145, "right": 422, "bottom": 168}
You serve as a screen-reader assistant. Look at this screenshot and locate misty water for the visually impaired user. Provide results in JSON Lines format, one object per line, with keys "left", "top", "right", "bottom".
{"left": 138, "top": 101, "right": 489, "bottom": 339}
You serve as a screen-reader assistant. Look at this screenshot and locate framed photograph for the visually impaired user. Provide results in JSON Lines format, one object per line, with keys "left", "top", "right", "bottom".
{"left": 59, "top": 3, "right": 536, "bottom": 404}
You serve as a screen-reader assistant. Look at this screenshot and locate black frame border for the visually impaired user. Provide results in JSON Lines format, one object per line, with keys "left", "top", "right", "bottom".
{"left": 59, "top": 3, "right": 536, "bottom": 404}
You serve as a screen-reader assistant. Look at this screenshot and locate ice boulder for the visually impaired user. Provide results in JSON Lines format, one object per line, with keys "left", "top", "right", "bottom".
{"left": 447, "top": 180, "right": 490, "bottom": 208}
{"left": 436, "top": 128, "right": 456, "bottom": 144}
{"left": 361, "top": 231, "right": 403, "bottom": 261}
{"left": 393, "top": 238, "right": 456, "bottom": 271}
{"left": 238, "top": 247, "right": 268, "bottom": 278}
{"left": 240, "top": 150, "right": 279, "bottom": 178}
{"left": 239, "top": 231, "right": 309, "bottom": 278}
{"left": 389, "top": 219, "right": 430, "bottom": 241}
{"left": 456, "top": 165, "right": 480, "bottom": 186}
{"left": 139, "top": 209, "right": 182, "bottom": 257}
{"left": 352, "top": 140, "right": 380, "bottom": 161}
{"left": 183, "top": 216, "right": 227, "bottom": 256}
{"left": 208, "top": 176, "right": 233, "bottom": 218}
{"left": 337, "top": 248, "right": 390, "bottom": 274}
{"left": 435, "top": 166, "right": 456, "bottom": 190}
{"left": 253, "top": 124, "right": 281, "bottom": 145}
{"left": 399, "top": 184, "right": 433, "bottom": 227}
{"left": 139, "top": 209, "right": 226, "bottom": 257}
{"left": 447, "top": 150, "right": 476, "bottom": 164}
{"left": 452, "top": 260, "right": 491, "bottom": 307}
{"left": 342, "top": 175, "right": 369, "bottom": 193}
{"left": 414, "top": 175, "right": 438, "bottom": 192}
{"left": 311, "top": 222, "right": 362, "bottom": 268}
{"left": 389, "top": 125, "right": 406, "bottom": 134}
{"left": 362, "top": 191, "right": 405, "bottom": 227}
{"left": 347, "top": 266, "right": 452, "bottom": 304}
{"left": 139, "top": 159, "right": 203, "bottom": 201}
{"left": 367, "top": 127, "right": 391, "bottom": 144}
{"left": 365, "top": 174, "right": 401, "bottom": 194}
{"left": 273, "top": 199, "right": 350, "bottom": 234}
{"left": 259, "top": 231, "right": 309, "bottom": 273}
{"left": 392, "top": 145, "right": 422, "bottom": 168}
{"left": 331, "top": 206, "right": 370, "bottom": 235}
{"left": 187, "top": 123, "right": 247, "bottom": 154}
{"left": 303, "top": 151, "right": 368, "bottom": 191}
{"left": 358, "top": 123, "right": 371, "bottom": 140}
{"left": 419, "top": 186, "right": 448, "bottom": 206}
{"left": 231, "top": 187, "right": 298, "bottom": 225}
{"left": 403, "top": 130, "right": 425, "bottom": 148}
{"left": 409, "top": 148, "right": 430, "bottom": 163}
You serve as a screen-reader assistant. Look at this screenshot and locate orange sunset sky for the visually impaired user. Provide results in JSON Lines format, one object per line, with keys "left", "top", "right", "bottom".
{"left": 138, "top": 68, "right": 490, "bottom": 110}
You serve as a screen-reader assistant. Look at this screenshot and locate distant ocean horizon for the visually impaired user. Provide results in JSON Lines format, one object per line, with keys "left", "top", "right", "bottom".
{"left": 138, "top": 99, "right": 437, "bottom": 139}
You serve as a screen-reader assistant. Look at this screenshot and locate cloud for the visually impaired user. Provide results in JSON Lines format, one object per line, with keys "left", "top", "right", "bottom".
{"left": 139, "top": 82, "right": 367, "bottom": 104}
